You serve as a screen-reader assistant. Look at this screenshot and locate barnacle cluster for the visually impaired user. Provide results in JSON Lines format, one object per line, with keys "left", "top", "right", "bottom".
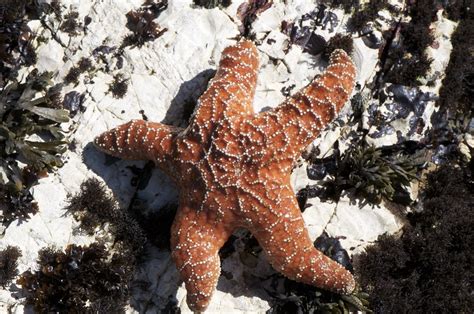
{"left": 122, "top": 0, "right": 168, "bottom": 48}
{"left": 0, "top": 246, "right": 22, "bottom": 288}
{"left": 355, "top": 162, "right": 474, "bottom": 312}
{"left": 18, "top": 243, "right": 134, "bottom": 313}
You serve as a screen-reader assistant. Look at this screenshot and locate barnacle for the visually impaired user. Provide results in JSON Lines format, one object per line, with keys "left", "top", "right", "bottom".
{"left": 0, "top": 246, "right": 22, "bottom": 288}
{"left": 18, "top": 243, "right": 134, "bottom": 313}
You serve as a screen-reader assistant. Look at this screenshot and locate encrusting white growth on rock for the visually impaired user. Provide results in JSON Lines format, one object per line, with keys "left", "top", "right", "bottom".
{"left": 94, "top": 39, "right": 357, "bottom": 312}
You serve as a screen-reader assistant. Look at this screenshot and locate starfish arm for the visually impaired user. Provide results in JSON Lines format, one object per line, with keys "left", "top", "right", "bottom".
{"left": 94, "top": 119, "right": 181, "bottom": 164}
{"left": 188, "top": 40, "right": 259, "bottom": 142}
{"left": 248, "top": 187, "right": 355, "bottom": 294}
{"left": 244, "top": 49, "right": 356, "bottom": 160}
{"left": 171, "top": 203, "right": 233, "bottom": 312}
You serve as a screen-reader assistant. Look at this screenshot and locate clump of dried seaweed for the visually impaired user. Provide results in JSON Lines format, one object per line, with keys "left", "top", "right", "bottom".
{"left": 18, "top": 242, "right": 134, "bottom": 313}
{"left": 0, "top": 246, "right": 22, "bottom": 288}
{"left": 59, "top": 10, "right": 82, "bottom": 36}
{"left": 348, "top": 0, "right": 389, "bottom": 32}
{"left": 66, "top": 178, "right": 145, "bottom": 253}
{"left": 323, "top": 33, "right": 354, "bottom": 60}
{"left": 64, "top": 57, "right": 94, "bottom": 86}
{"left": 307, "top": 142, "right": 422, "bottom": 205}
{"left": 193, "top": 0, "right": 231, "bottom": 9}
{"left": 0, "top": 179, "right": 39, "bottom": 228}
{"left": 438, "top": 9, "right": 474, "bottom": 117}
{"left": 320, "top": 0, "right": 359, "bottom": 13}
{"left": 382, "top": 2, "right": 437, "bottom": 86}
{"left": 1, "top": 71, "right": 69, "bottom": 227}
{"left": 355, "top": 162, "right": 474, "bottom": 312}
{"left": 122, "top": 0, "right": 168, "bottom": 48}
{"left": 108, "top": 73, "right": 129, "bottom": 98}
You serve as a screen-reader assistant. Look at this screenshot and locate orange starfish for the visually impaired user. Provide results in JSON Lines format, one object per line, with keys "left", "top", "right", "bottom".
{"left": 94, "top": 40, "right": 356, "bottom": 312}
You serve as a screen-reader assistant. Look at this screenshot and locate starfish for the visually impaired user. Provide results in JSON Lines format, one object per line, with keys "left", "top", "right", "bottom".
{"left": 94, "top": 39, "right": 356, "bottom": 312}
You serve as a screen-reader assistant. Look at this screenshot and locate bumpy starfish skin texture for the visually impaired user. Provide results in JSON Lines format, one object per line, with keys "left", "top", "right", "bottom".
{"left": 94, "top": 40, "right": 356, "bottom": 312}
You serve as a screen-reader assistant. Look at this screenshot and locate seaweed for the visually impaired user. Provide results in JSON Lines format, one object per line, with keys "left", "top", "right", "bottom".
{"left": 0, "top": 0, "right": 38, "bottom": 88}
{"left": 267, "top": 233, "right": 371, "bottom": 313}
{"left": 122, "top": 0, "right": 168, "bottom": 48}
{"left": 0, "top": 246, "right": 22, "bottom": 288}
{"left": 0, "top": 71, "right": 69, "bottom": 172}
{"left": 59, "top": 10, "right": 82, "bottom": 36}
{"left": 108, "top": 73, "right": 129, "bottom": 98}
{"left": 348, "top": 0, "right": 389, "bottom": 32}
{"left": 381, "top": 2, "right": 438, "bottom": 86}
{"left": 65, "top": 178, "right": 145, "bottom": 253}
{"left": 0, "top": 71, "right": 68, "bottom": 226}
{"left": 322, "top": 33, "right": 354, "bottom": 60}
{"left": 313, "top": 142, "right": 422, "bottom": 205}
{"left": 64, "top": 67, "right": 81, "bottom": 85}
{"left": 0, "top": 180, "right": 39, "bottom": 229}
{"left": 193, "top": 0, "right": 231, "bottom": 9}
{"left": 130, "top": 202, "right": 177, "bottom": 250}
{"left": 18, "top": 243, "right": 134, "bottom": 313}
{"left": 355, "top": 163, "right": 474, "bottom": 313}
{"left": 64, "top": 57, "right": 93, "bottom": 86}
{"left": 437, "top": 14, "right": 474, "bottom": 117}
{"left": 320, "top": 0, "right": 359, "bottom": 13}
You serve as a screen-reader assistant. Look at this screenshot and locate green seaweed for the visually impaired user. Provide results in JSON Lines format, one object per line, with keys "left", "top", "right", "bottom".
{"left": 318, "top": 143, "right": 422, "bottom": 205}
{"left": 0, "top": 71, "right": 68, "bottom": 227}
{"left": 0, "top": 71, "right": 69, "bottom": 175}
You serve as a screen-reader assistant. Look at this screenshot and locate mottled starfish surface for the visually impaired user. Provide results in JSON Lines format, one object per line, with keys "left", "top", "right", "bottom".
{"left": 94, "top": 40, "right": 356, "bottom": 312}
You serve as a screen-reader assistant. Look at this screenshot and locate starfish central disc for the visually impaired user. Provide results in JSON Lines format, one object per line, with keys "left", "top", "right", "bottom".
{"left": 94, "top": 40, "right": 357, "bottom": 312}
